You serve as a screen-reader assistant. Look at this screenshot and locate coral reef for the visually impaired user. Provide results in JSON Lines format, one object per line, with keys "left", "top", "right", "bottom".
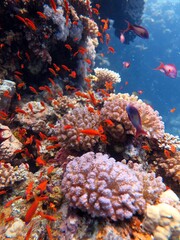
{"left": 54, "top": 107, "right": 101, "bottom": 151}
{"left": 0, "top": 124, "right": 23, "bottom": 162}
{"left": 0, "top": 80, "right": 16, "bottom": 112}
{"left": 142, "top": 203, "right": 180, "bottom": 240}
{"left": 100, "top": 93, "right": 164, "bottom": 140}
{"left": 62, "top": 152, "right": 165, "bottom": 221}
{"left": 0, "top": 162, "right": 29, "bottom": 189}
{"left": 0, "top": 0, "right": 179, "bottom": 239}
{"left": 92, "top": 67, "right": 121, "bottom": 92}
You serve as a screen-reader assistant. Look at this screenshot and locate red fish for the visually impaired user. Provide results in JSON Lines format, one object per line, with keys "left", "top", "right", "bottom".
{"left": 154, "top": 62, "right": 177, "bottom": 78}
{"left": 25, "top": 196, "right": 48, "bottom": 223}
{"left": 124, "top": 20, "right": 149, "bottom": 39}
{"left": 126, "top": 104, "right": 147, "bottom": 138}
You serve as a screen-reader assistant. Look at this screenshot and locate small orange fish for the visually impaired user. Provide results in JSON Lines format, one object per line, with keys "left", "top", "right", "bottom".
{"left": 25, "top": 52, "right": 31, "bottom": 62}
{"left": 48, "top": 67, "right": 57, "bottom": 76}
{"left": 24, "top": 135, "right": 34, "bottom": 145}
{"left": 101, "top": 18, "right": 109, "bottom": 31}
{"left": 47, "top": 166, "right": 54, "bottom": 175}
{"left": 75, "top": 91, "right": 89, "bottom": 99}
{"left": 170, "top": 108, "right": 176, "bottom": 113}
{"left": 3, "top": 90, "right": 12, "bottom": 98}
{"left": 17, "top": 82, "right": 25, "bottom": 89}
{"left": 46, "top": 143, "right": 61, "bottom": 150}
{"left": 50, "top": 0, "right": 57, "bottom": 12}
{"left": 5, "top": 196, "right": 22, "bottom": 208}
{"left": 38, "top": 211, "right": 57, "bottom": 221}
{"left": 64, "top": 125, "right": 73, "bottom": 130}
{"left": 29, "top": 86, "right": 38, "bottom": 94}
{"left": 14, "top": 74, "right": 22, "bottom": 81}
{"left": 16, "top": 93, "right": 21, "bottom": 101}
{"left": 36, "top": 156, "right": 46, "bottom": 166}
{"left": 25, "top": 224, "right": 33, "bottom": 240}
{"left": 0, "top": 190, "right": 7, "bottom": 195}
{"left": 15, "top": 107, "right": 27, "bottom": 115}
{"left": 92, "top": 8, "right": 99, "bottom": 15}
{"left": 53, "top": 63, "right": 61, "bottom": 72}
{"left": 24, "top": 18, "right": 37, "bottom": 31}
{"left": 61, "top": 64, "right": 71, "bottom": 72}
{"left": 79, "top": 129, "right": 100, "bottom": 136}
{"left": 25, "top": 196, "right": 48, "bottom": 223}
{"left": 48, "top": 78, "right": 56, "bottom": 86}
{"left": 48, "top": 136, "right": 58, "bottom": 141}
{"left": 37, "top": 11, "right": 47, "bottom": 19}
{"left": 104, "top": 119, "right": 115, "bottom": 127}
{"left": 5, "top": 216, "right": 15, "bottom": 222}
{"left": 36, "top": 180, "right": 48, "bottom": 192}
{"left": 164, "top": 149, "right": 171, "bottom": 159}
{"left": 39, "top": 132, "right": 47, "bottom": 140}
{"left": 46, "top": 224, "right": 53, "bottom": 240}
{"left": 84, "top": 58, "right": 92, "bottom": 65}
{"left": 141, "top": 144, "right": 151, "bottom": 153}
{"left": 25, "top": 181, "right": 34, "bottom": 201}
{"left": 65, "top": 44, "right": 72, "bottom": 51}
{"left": 28, "top": 103, "right": 34, "bottom": 114}
{"left": 69, "top": 71, "right": 76, "bottom": 78}
{"left": 170, "top": 145, "right": 176, "bottom": 153}
{"left": 108, "top": 46, "right": 115, "bottom": 54}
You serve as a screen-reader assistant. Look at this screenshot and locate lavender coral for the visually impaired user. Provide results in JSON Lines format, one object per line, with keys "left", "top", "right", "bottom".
{"left": 100, "top": 93, "right": 164, "bottom": 139}
{"left": 61, "top": 152, "right": 146, "bottom": 221}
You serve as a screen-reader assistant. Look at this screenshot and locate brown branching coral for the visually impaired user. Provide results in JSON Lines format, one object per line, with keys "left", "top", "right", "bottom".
{"left": 100, "top": 93, "right": 164, "bottom": 140}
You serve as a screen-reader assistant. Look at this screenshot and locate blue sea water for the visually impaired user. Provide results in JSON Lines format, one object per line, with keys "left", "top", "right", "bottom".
{"left": 96, "top": 0, "right": 180, "bottom": 136}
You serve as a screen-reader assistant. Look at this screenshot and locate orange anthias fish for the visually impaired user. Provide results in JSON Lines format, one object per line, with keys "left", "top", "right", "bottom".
{"left": 79, "top": 129, "right": 100, "bottom": 136}
{"left": 170, "top": 108, "right": 176, "bottom": 113}
{"left": 25, "top": 196, "right": 48, "bottom": 223}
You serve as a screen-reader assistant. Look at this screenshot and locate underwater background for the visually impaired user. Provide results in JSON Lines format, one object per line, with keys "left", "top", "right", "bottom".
{"left": 96, "top": 0, "right": 180, "bottom": 136}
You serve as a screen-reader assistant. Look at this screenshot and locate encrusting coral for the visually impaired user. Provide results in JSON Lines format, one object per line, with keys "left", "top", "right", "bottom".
{"left": 62, "top": 152, "right": 166, "bottom": 221}
{"left": 0, "top": 162, "right": 29, "bottom": 189}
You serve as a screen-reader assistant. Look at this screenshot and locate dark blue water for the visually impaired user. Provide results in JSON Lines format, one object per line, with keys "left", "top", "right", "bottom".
{"left": 96, "top": 0, "right": 180, "bottom": 136}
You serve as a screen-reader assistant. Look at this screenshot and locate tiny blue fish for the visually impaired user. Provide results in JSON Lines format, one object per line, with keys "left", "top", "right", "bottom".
{"left": 126, "top": 104, "right": 147, "bottom": 138}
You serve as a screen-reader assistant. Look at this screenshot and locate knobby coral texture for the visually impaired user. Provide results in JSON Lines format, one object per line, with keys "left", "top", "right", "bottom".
{"left": 61, "top": 152, "right": 165, "bottom": 221}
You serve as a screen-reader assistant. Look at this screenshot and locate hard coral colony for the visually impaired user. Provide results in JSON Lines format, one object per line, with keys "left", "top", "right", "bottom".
{"left": 0, "top": 0, "right": 179, "bottom": 239}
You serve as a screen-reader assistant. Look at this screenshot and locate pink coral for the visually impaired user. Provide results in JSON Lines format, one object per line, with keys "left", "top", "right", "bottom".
{"left": 62, "top": 152, "right": 145, "bottom": 221}
{"left": 100, "top": 93, "right": 164, "bottom": 139}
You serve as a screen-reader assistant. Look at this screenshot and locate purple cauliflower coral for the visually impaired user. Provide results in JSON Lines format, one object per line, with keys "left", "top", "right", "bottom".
{"left": 61, "top": 152, "right": 146, "bottom": 221}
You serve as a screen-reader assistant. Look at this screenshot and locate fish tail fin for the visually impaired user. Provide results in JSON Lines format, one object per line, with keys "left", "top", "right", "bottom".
{"left": 123, "top": 20, "right": 132, "bottom": 33}
{"left": 154, "top": 62, "right": 164, "bottom": 70}
{"left": 135, "top": 128, "right": 147, "bottom": 138}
